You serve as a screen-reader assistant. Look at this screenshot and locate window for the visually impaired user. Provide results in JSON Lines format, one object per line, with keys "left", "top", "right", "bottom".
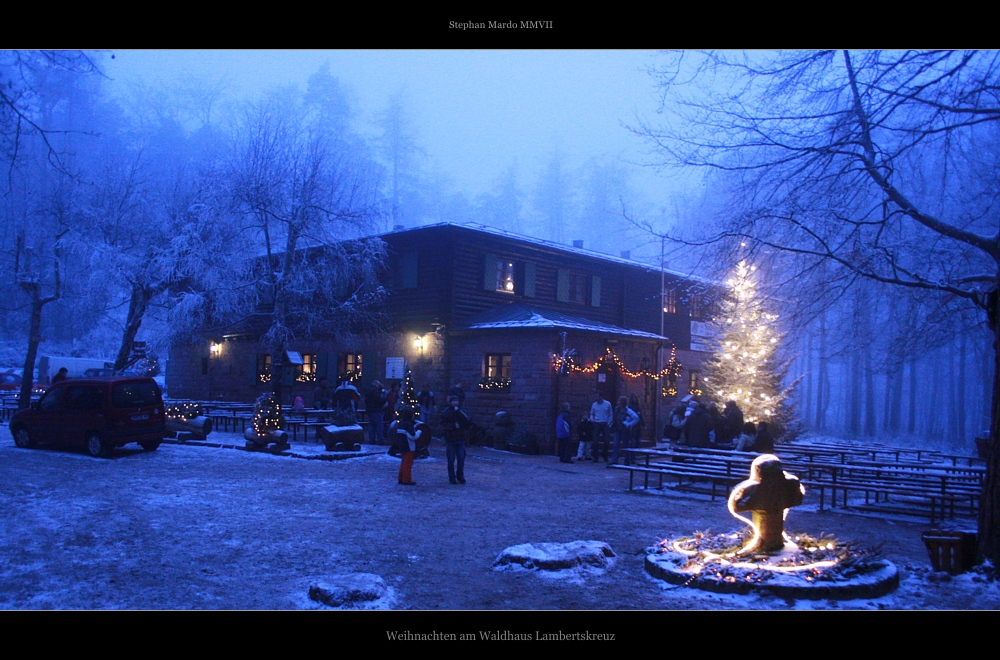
{"left": 64, "top": 385, "right": 103, "bottom": 411}
{"left": 37, "top": 387, "right": 64, "bottom": 411}
{"left": 296, "top": 354, "right": 318, "bottom": 383}
{"left": 495, "top": 259, "right": 515, "bottom": 294}
{"left": 688, "top": 370, "right": 703, "bottom": 397}
{"left": 689, "top": 295, "right": 703, "bottom": 319}
{"left": 257, "top": 354, "right": 271, "bottom": 383}
{"left": 557, "top": 269, "right": 592, "bottom": 305}
{"left": 481, "top": 353, "right": 512, "bottom": 390}
{"left": 339, "top": 353, "right": 362, "bottom": 383}
{"left": 663, "top": 289, "right": 677, "bottom": 314}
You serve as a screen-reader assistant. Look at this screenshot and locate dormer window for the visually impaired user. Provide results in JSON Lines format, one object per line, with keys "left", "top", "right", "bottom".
{"left": 496, "top": 260, "right": 515, "bottom": 294}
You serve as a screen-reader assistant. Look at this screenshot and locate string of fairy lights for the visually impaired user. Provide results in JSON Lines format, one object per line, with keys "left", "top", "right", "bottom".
{"left": 251, "top": 392, "right": 284, "bottom": 436}
{"left": 551, "top": 345, "right": 683, "bottom": 396}
{"left": 165, "top": 403, "right": 203, "bottom": 420}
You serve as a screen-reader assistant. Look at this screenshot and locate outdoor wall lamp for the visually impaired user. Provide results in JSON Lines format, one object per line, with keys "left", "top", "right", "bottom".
{"left": 413, "top": 336, "right": 426, "bottom": 355}
{"left": 210, "top": 342, "right": 222, "bottom": 356}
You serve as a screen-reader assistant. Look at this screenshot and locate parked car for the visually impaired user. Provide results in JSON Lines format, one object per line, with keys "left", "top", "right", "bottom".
{"left": 0, "top": 372, "right": 22, "bottom": 392}
{"left": 82, "top": 368, "right": 117, "bottom": 378}
{"left": 9, "top": 376, "right": 166, "bottom": 457}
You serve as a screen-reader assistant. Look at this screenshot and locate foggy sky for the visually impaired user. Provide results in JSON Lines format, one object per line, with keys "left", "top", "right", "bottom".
{"left": 103, "top": 50, "right": 689, "bottom": 217}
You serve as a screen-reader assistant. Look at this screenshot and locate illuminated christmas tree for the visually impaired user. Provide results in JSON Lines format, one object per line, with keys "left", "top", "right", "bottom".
{"left": 701, "top": 260, "right": 797, "bottom": 434}
{"left": 400, "top": 368, "right": 420, "bottom": 414}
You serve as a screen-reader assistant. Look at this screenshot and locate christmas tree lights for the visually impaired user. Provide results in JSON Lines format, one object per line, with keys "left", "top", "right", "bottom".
{"left": 702, "top": 260, "right": 795, "bottom": 429}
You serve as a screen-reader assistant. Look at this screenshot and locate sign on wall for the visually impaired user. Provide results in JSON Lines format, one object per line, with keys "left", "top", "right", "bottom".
{"left": 386, "top": 357, "right": 405, "bottom": 380}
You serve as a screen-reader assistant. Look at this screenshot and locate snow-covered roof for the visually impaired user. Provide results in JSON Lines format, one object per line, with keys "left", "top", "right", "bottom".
{"left": 381, "top": 222, "right": 718, "bottom": 286}
{"left": 459, "top": 303, "right": 668, "bottom": 341}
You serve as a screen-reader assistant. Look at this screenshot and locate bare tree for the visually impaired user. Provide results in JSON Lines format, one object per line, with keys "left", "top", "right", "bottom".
{"left": 636, "top": 50, "right": 1000, "bottom": 563}
{"left": 0, "top": 50, "right": 100, "bottom": 187}
{"left": 231, "top": 94, "right": 386, "bottom": 407}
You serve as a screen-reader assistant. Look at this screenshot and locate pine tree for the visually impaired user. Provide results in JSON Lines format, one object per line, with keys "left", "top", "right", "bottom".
{"left": 400, "top": 369, "right": 419, "bottom": 412}
{"left": 702, "top": 260, "right": 797, "bottom": 436}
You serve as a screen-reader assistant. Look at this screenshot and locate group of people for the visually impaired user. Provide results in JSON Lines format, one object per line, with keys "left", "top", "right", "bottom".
{"left": 663, "top": 397, "right": 773, "bottom": 453}
{"left": 556, "top": 391, "right": 644, "bottom": 465}
{"left": 391, "top": 393, "right": 472, "bottom": 486}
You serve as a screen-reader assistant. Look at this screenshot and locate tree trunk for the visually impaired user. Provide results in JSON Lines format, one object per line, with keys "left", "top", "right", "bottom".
{"left": 17, "top": 298, "right": 47, "bottom": 410}
{"left": 113, "top": 284, "right": 152, "bottom": 372}
{"left": 814, "top": 313, "right": 829, "bottom": 430}
{"left": 864, "top": 350, "right": 876, "bottom": 437}
{"left": 907, "top": 356, "right": 918, "bottom": 436}
{"left": 958, "top": 332, "right": 967, "bottom": 448}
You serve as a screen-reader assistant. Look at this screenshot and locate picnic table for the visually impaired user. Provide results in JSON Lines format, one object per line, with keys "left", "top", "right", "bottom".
{"left": 618, "top": 444, "right": 981, "bottom": 523}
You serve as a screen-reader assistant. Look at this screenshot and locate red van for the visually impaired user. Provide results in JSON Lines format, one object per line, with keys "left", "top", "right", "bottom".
{"left": 10, "top": 377, "right": 166, "bottom": 457}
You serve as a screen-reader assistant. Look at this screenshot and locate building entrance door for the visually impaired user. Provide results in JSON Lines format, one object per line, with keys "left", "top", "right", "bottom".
{"left": 596, "top": 362, "right": 618, "bottom": 406}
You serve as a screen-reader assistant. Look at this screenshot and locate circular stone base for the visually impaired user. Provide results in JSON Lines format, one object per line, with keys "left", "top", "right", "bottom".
{"left": 645, "top": 551, "right": 899, "bottom": 600}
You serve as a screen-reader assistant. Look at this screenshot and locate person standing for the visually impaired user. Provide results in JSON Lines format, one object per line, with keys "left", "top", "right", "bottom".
{"left": 313, "top": 377, "right": 331, "bottom": 409}
{"left": 555, "top": 402, "right": 574, "bottom": 464}
{"left": 51, "top": 367, "right": 68, "bottom": 385}
{"left": 681, "top": 401, "right": 712, "bottom": 448}
{"left": 448, "top": 382, "right": 466, "bottom": 408}
{"left": 440, "top": 395, "right": 472, "bottom": 484}
{"left": 722, "top": 400, "right": 745, "bottom": 447}
{"left": 628, "top": 393, "right": 644, "bottom": 449}
{"left": 589, "top": 391, "right": 614, "bottom": 463}
{"left": 364, "top": 380, "right": 386, "bottom": 445}
{"left": 754, "top": 421, "right": 775, "bottom": 454}
{"left": 417, "top": 386, "right": 436, "bottom": 417}
{"left": 394, "top": 407, "right": 421, "bottom": 486}
{"left": 611, "top": 396, "right": 639, "bottom": 465}
{"left": 333, "top": 378, "right": 360, "bottom": 412}
{"left": 575, "top": 414, "right": 593, "bottom": 461}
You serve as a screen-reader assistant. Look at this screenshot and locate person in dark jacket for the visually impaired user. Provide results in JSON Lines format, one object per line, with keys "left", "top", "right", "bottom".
{"left": 556, "top": 402, "right": 574, "bottom": 464}
{"left": 364, "top": 381, "right": 386, "bottom": 445}
{"left": 333, "top": 378, "right": 360, "bottom": 412}
{"left": 722, "top": 400, "right": 745, "bottom": 446}
{"left": 51, "top": 367, "right": 68, "bottom": 385}
{"left": 663, "top": 402, "right": 687, "bottom": 443}
{"left": 706, "top": 401, "right": 724, "bottom": 446}
{"left": 440, "top": 395, "right": 472, "bottom": 484}
{"left": 754, "top": 421, "right": 775, "bottom": 454}
{"left": 681, "top": 402, "right": 712, "bottom": 448}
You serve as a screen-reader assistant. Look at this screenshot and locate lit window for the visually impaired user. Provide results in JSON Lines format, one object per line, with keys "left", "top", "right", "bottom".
{"left": 257, "top": 354, "right": 271, "bottom": 383}
{"left": 339, "top": 353, "right": 362, "bottom": 383}
{"left": 688, "top": 370, "right": 702, "bottom": 397}
{"left": 296, "top": 354, "right": 318, "bottom": 382}
{"left": 663, "top": 289, "right": 677, "bottom": 314}
{"left": 495, "top": 261, "right": 515, "bottom": 294}
{"left": 481, "top": 353, "right": 512, "bottom": 390}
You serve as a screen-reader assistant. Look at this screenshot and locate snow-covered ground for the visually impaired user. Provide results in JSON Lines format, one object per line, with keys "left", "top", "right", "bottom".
{"left": 0, "top": 426, "right": 996, "bottom": 611}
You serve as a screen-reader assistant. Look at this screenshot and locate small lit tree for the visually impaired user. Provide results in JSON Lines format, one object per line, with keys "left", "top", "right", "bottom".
{"left": 702, "top": 260, "right": 797, "bottom": 434}
{"left": 400, "top": 368, "right": 419, "bottom": 415}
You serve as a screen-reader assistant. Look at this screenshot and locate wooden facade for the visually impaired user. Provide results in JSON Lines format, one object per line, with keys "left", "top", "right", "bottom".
{"left": 169, "top": 223, "right": 715, "bottom": 450}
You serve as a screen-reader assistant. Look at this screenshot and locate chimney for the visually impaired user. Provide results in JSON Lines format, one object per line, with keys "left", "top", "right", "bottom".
{"left": 620, "top": 250, "right": 631, "bottom": 259}
{"left": 572, "top": 240, "right": 584, "bottom": 249}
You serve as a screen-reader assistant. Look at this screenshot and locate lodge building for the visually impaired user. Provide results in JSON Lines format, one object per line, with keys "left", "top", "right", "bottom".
{"left": 167, "top": 223, "right": 716, "bottom": 450}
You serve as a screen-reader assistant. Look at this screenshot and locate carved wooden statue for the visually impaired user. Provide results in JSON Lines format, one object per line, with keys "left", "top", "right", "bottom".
{"left": 729, "top": 454, "right": 805, "bottom": 553}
